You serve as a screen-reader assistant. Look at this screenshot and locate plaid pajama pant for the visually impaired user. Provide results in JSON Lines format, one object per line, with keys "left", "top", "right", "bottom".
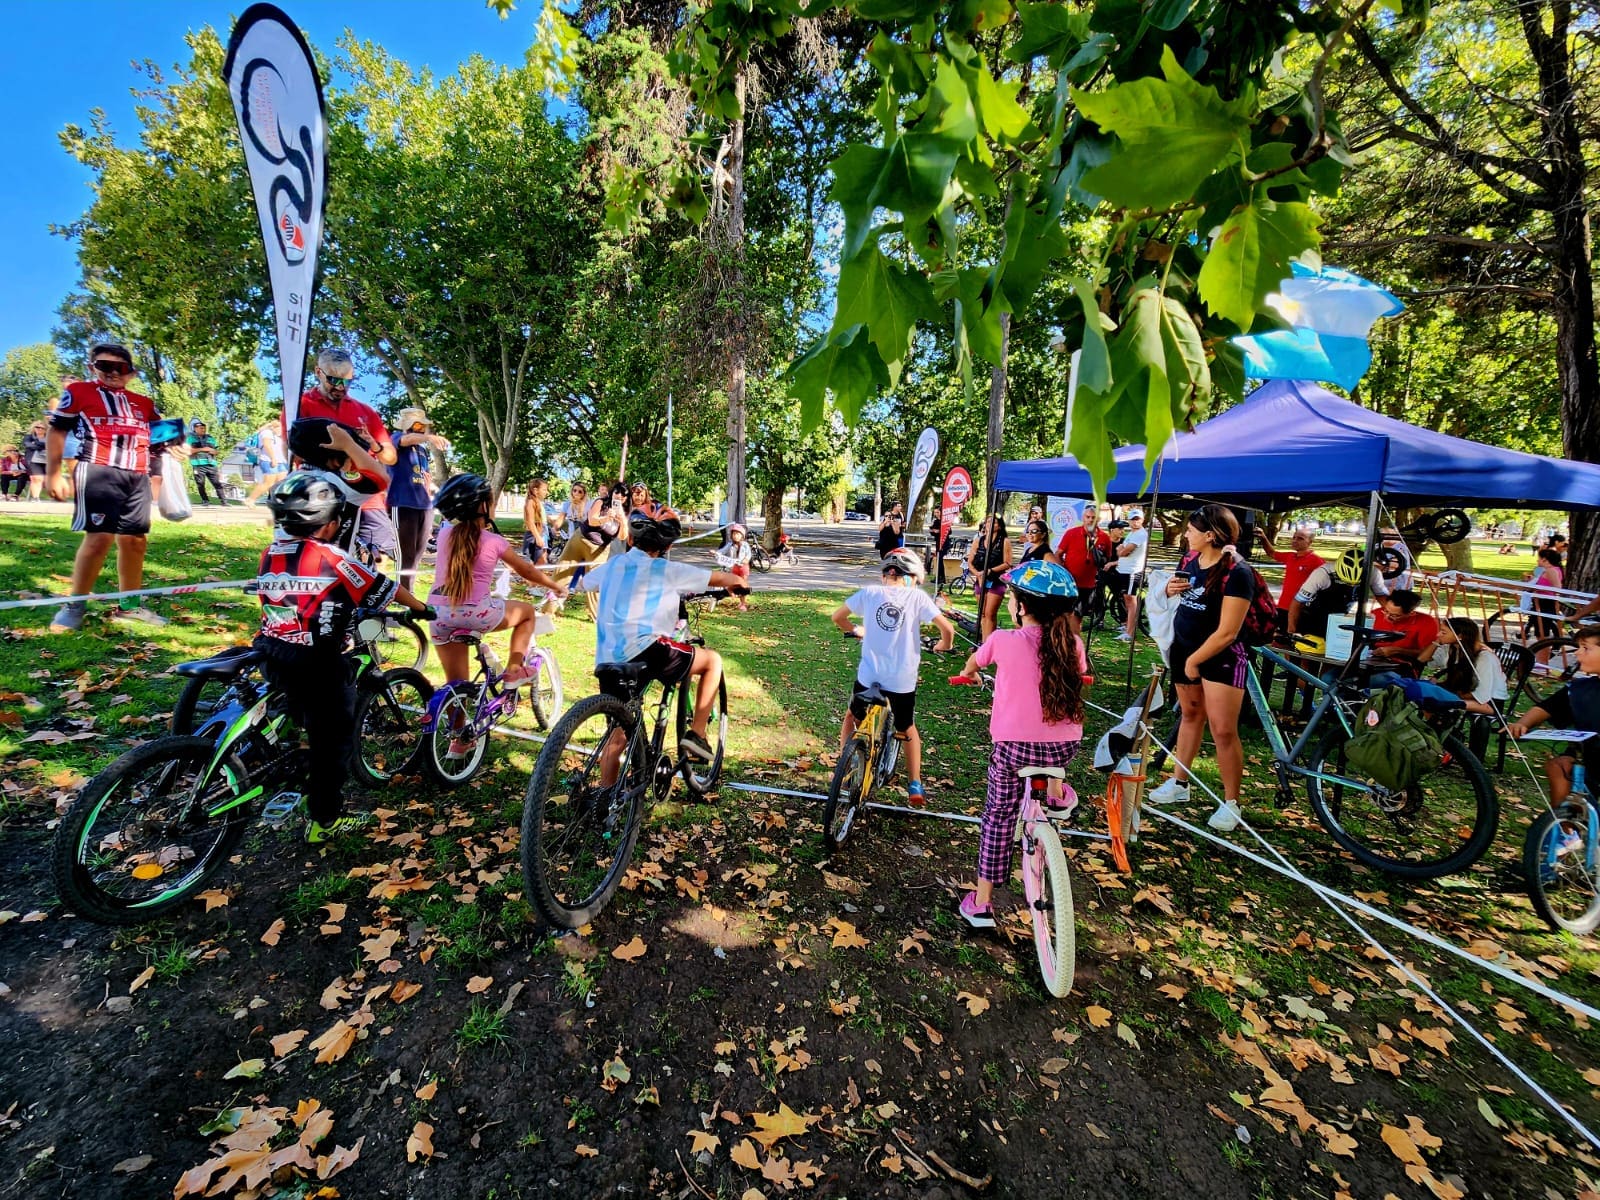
{"left": 979, "top": 739, "right": 1081, "bottom": 884}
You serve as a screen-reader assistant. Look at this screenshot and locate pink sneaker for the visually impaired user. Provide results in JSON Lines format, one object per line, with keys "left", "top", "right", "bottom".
{"left": 1045, "top": 783, "right": 1078, "bottom": 817}
{"left": 958, "top": 891, "right": 995, "bottom": 929}
{"left": 500, "top": 663, "right": 537, "bottom": 688}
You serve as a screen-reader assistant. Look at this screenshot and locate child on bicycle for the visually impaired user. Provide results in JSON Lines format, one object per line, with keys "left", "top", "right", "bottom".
{"left": 831, "top": 548, "right": 955, "bottom": 807}
{"left": 257, "top": 470, "right": 433, "bottom": 843}
{"left": 716, "top": 523, "right": 752, "bottom": 611}
{"left": 578, "top": 508, "right": 749, "bottom": 768}
{"left": 1508, "top": 626, "right": 1600, "bottom": 804}
{"left": 426, "top": 474, "right": 568, "bottom": 755}
{"left": 951, "top": 560, "right": 1087, "bottom": 929}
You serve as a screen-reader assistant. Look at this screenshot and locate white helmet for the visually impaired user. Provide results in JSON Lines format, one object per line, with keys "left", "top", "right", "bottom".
{"left": 880, "top": 548, "right": 926, "bottom": 582}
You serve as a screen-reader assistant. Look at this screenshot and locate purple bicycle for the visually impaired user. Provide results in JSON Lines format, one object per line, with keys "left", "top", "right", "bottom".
{"left": 423, "top": 625, "right": 564, "bottom": 788}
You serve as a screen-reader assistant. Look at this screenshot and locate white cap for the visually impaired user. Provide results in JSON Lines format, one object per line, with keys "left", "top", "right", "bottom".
{"left": 1127, "top": 508, "right": 1144, "bottom": 519}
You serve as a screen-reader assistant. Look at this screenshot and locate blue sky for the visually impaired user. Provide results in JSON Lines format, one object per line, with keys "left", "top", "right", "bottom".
{"left": 0, "top": 0, "right": 539, "bottom": 356}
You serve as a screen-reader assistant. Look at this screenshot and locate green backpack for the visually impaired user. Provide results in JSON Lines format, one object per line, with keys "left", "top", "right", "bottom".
{"left": 1344, "top": 686, "right": 1443, "bottom": 791}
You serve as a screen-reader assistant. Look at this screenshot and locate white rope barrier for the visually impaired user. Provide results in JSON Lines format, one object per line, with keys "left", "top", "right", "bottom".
{"left": 0, "top": 578, "right": 257, "bottom": 612}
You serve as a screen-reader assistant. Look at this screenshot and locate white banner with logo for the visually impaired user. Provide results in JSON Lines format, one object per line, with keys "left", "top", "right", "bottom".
{"left": 906, "top": 427, "right": 940, "bottom": 521}
{"left": 1048, "top": 496, "right": 1086, "bottom": 546}
{"left": 224, "top": 4, "right": 328, "bottom": 426}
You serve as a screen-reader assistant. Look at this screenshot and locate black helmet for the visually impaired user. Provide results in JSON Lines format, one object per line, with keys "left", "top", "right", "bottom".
{"left": 287, "top": 417, "right": 366, "bottom": 473}
{"left": 434, "top": 473, "right": 493, "bottom": 523}
{"left": 266, "top": 469, "right": 362, "bottom": 538}
{"left": 629, "top": 508, "right": 682, "bottom": 553}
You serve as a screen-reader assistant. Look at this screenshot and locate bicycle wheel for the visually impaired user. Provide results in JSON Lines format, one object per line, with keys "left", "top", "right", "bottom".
{"left": 170, "top": 661, "right": 264, "bottom": 736}
{"left": 529, "top": 649, "right": 565, "bottom": 732}
{"left": 823, "top": 738, "right": 870, "bottom": 852}
{"left": 1306, "top": 728, "right": 1498, "bottom": 879}
{"left": 52, "top": 735, "right": 253, "bottom": 925}
{"left": 874, "top": 728, "right": 900, "bottom": 787}
{"left": 352, "top": 667, "right": 433, "bottom": 786}
{"left": 1023, "top": 821, "right": 1075, "bottom": 998}
{"left": 750, "top": 546, "right": 772, "bottom": 574}
{"left": 1520, "top": 637, "right": 1579, "bottom": 708}
{"left": 376, "top": 613, "right": 429, "bottom": 672}
{"left": 425, "top": 683, "right": 488, "bottom": 788}
{"left": 1523, "top": 802, "right": 1600, "bottom": 935}
{"left": 521, "top": 694, "right": 646, "bottom": 927}
{"left": 677, "top": 673, "right": 727, "bottom": 798}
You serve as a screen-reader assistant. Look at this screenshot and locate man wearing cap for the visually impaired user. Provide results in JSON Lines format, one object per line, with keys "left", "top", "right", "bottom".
{"left": 291, "top": 348, "right": 397, "bottom": 560}
{"left": 46, "top": 342, "right": 168, "bottom": 630}
{"left": 187, "top": 419, "right": 225, "bottom": 505}
{"left": 1114, "top": 508, "right": 1149, "bottom": 641}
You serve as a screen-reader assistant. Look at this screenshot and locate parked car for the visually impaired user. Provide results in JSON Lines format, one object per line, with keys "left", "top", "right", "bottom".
{"left": 844, "top": 511, "right": 872, "bottom": 521}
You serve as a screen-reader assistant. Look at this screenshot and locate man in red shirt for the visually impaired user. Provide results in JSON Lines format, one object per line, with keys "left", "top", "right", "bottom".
{"left": 1369, "top": 589, "right": 1440, "bottom": 676}
{"left": 47, "top": 343, "right": 168, "bottom": 632}
{"left": 289, "top": 349, "right": 398, "bottom": 559}
{"left": 1056, "top": 502, "right": 1111, "bottom": 634}
{"left": 1257, "top": 526, "right": 1325, "bottom": 624}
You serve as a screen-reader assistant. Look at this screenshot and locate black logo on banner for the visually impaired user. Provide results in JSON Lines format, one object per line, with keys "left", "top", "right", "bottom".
{"left": 239, "top": 57, "right": 314, "bottom": 266}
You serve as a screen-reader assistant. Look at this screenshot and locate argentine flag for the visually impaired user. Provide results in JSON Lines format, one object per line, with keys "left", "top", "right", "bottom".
{"left": 1234, "top": 262, "right": 1403, "bottom": 392}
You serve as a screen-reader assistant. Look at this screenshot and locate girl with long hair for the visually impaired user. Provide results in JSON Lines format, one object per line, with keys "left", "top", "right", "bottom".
{"left": 1148, "top": 503, "right": 1256, "bottom": 832}
{"left": 1435, "top": 616, "right": 1508, "bottom": 714}
{"left": 967, "top": 514, "right": 1013, "bottom": 639}
{"left": 953, "top": 560, "right": 1087, "bottom": 929}
{"left": 427, "top": 475, "right": 567, "bottom": 756}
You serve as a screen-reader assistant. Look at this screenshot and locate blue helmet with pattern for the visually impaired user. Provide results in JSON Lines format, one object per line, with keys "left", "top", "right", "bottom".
{"left": 1005, "top": 560, "right": 1079, "bottom": 599}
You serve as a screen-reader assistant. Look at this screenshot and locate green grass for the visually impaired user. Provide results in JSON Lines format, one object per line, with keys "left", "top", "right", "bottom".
{"left": 456, "top": 1001, "right": 511, "bottom": 1052}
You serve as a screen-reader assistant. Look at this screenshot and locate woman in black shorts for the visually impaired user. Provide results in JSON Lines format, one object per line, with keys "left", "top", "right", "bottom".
{"left": 966, "top": 514, "right": 1013, "bottom": 640}
{"left": 1147, "top": 503, "right": 1255, "bottom": 833}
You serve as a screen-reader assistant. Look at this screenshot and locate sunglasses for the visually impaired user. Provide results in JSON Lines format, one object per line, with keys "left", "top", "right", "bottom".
{"left": 93, "top": 360, "right": 131, "bottom": 374}
{"left": 321, "top": 375, "right": 352, "bottom": 389}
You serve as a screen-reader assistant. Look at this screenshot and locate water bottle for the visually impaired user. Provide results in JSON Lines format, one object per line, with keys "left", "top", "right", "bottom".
{"left": 261, "top": 792, "right": 303, "bottom": 826}
{"left": 481, "top": 641, "right": 502, "bottom": 678}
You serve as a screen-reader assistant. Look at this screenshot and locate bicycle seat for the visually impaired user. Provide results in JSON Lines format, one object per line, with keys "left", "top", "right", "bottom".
{"left": 442, "top": 631, "right": 484, "bottom": 646}
{"left": 175, "top": 645, "right": 260, "bottom": 679}
{"left": 857, "top": 683, "right": 888, "bottom": 706}
{"left": 1018, "top": 766, "right": 1066, "bottom": 781}
{"left": 595, "top": 662, "right": 650, "bottom": 697}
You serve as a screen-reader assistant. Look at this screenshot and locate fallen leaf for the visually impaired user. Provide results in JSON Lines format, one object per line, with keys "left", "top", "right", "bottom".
{"left": 406, "top": 1122, "right": 434, "bottom": 1163}
{"left": 1115, "top": 1022, "right": 1141, "bottom": 1050}
{"left": 391, "top": 981, "right": 422, "bottom": 1004}
{"left": 309, "top": 1020, "right": 357, "bottom": 1065}
{"left": 466, "top": 976, "right": 493, "bottom": 994}
{"left": 1086, "top": 1122, "right": 1110, "bottom": 1139}
{"left": 222, "top": 1058, "right": 266, "bottom": 1080}
{"left": 1318, "top": 1123, "right": 1357, "bottom": 1157}
{"left": 761, "top": 1155, "right": 794, "bottom": 1187}
{"left": 881, "top": 1150, "right": 904, "bottom": 1173}
{"left": 748, "top": 1103, "right": 816, "bottom": 1149}
{"left": 1086, "top": 1005, "right": 1112, "bottom": 1029}
{"left": 1381, "top": 1123, "right": 1425, "bottom": 1167}
{"left": 1477, "top": 1098, "right": 1505, "bottom": 1128}
{"left": 196, "top": 888, "right": 230, "bottom": 912}
{"left": 271, "top": 1030, "right": 309, "bottom": 1058}
{"left": 314, "top": 1136, "right": 363, "bottom": 1180}
{"left": 416, "top": 1080, "right": 438, "bottom": 1101}
{"left": 574, "top": 1144, "right": 598, "bottom": 1157}
{"left": 688, "top": 1130, "right": 721, "bottom": 1154}
{"left": 956, "top": 991, "right": 990, "bottom": 1016}
{"left": 613, "top": 936, "right": 648, "bottom": 961}
{"left": 1157, "top": 984, "right": 1187, "bottom": 1001}
{"left": 1405, "top": 1115, "right": 1442, "bottom": 1152}
{"left": 731, "top": 1138, "right": 761, "bottom": 1169}
{"left": 112, "top": 1154, "right": 153, "bottom": 1173}
{"left": 260, "top": 919, "right": 285, "bottom": 947}
{"left": 129, "top": 966, "right": 155, "bottom": 994}
{"left": 829, "top": 920, "right": 868, "bottom": 950}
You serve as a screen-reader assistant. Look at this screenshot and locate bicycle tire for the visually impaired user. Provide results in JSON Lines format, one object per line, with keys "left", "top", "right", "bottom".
{"left": 1523, "top": 804, "right": 1600, "bottom": 935}
{"left": 376, "top": 613, "right": 430, "bottom": 672}
{"left": 1025, "top": 821, "right": 1076, "bottom": 998}
{"left": 52, "top": 735, "right": 253, "bottom": 925}
{"left": 874, "top": 727, "right": 900, "bottom": 787}
{"left": 823, "top": 739, "right": 870, "bottom": 852}
{"left": 677, "top": 673, "right": 728, "bottom": 798}
{"left": 521, "top": 693, "right": 645, "bottom": 927}
{"left": 750, "top": 546, "right": 772, "bottom": 574}
{"left": 1305, "top": 727, "right": 1498, "bottom": 879}
{"left": 527, "top": 649, "right": 564, "bottom": 731}
{"left": 170, "top": 660, "right": 264, "bottom": 736}
{"left": 1518, "top": 637, "right": 1580, "bottom": 708}
{"left": 352, "top": 667, "right": 433, "bottom": 787}
{"left": 425, "top": 683, "right": 488, "bottom": 788}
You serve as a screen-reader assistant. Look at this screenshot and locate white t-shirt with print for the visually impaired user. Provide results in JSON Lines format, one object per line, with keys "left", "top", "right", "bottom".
{"left": 1118, "top": 527, "right": 1149, "bottom": 575}
{"left": 846, "top": 585, "right": 942, "bottom": 694}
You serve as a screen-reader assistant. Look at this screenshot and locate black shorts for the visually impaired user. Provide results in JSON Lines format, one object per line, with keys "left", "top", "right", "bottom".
{"left": 26, "top": 460, "right": 46, "bottom": 477}
{"left": 72, "top": 463, "right": 150, "bottom": 536}
{"left": 849, "top": 681, "right": 916, "bottom": 733}
{"left": 1172, "top": 638, "right": 1248, "bottom": 689}
{"left": 596, "top": 637, "right": 695, "bottom": 700}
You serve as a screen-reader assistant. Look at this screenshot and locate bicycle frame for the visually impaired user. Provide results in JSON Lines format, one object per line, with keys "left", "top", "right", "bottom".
{"left": 1242, "top": 644, "right": 1373, "bottom": 793}
{"left": 855, "top": 701, "right": 891, "bottom": 801}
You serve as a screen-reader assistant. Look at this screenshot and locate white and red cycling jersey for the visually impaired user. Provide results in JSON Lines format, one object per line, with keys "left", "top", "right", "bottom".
{"left": 256, "top": 537, "right": 396, "bottom": 655}
{"left": 50, "top": 382, "right": 160, "bottom": 472}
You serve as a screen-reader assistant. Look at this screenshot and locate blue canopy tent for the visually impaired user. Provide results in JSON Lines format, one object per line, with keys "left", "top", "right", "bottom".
{"left": 996, "top": 379, "right": 1600, "bottom": 513}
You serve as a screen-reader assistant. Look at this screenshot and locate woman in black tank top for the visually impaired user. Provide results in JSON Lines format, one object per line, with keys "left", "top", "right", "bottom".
{"left": 966, "top": 514, "right": 1013, "bottom": 639}
{"left": 1019, "top": 518, "right": 1059, "bottom": 568}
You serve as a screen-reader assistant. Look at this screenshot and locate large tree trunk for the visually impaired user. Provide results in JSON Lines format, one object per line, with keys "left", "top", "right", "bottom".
{"left": 761, "top": 486, "right": 783, "bottom": 551}
{"left": 725, "top": 69, "right": 749, "bottom": 527}
{"left": 1523, "top": 0, "right": 1600, "bottom": 589}
{"left": 1441, "top": 536, "right": 1474, "bottom": 573}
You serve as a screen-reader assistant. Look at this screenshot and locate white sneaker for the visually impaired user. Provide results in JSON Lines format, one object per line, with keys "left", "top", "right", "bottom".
{"left": 1207, "top": 800, "right": 1243, "bottom": 833}
{"left": 1115, "top": 631, "right": 1134, "bottom": 642}
{"left": 1146, "top": 778, "right": 1190, "bottom": 805}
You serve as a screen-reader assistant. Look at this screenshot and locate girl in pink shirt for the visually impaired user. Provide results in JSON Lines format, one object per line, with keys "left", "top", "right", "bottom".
{"left": 953, "top": 560, "right": 1088, "bottom": 929}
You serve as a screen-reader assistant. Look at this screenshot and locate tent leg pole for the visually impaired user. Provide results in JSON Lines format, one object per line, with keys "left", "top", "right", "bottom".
{"left": 1351, "top": 491, "right": 1382, "bottom": 655}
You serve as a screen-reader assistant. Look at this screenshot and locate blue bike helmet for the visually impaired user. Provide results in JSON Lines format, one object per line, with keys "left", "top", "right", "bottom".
{"left": 1005, "top": 560, "right": 1079, "bottom": 599}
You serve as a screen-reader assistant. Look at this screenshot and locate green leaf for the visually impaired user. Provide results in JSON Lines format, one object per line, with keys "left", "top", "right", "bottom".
{"left": 788, "top": 327, "right": 892, "bottom": 427}
{"left": 941, "top": 268, "right": 1010, "bottom": 365}
{"left": 223, "top": 1058, "right": 266, "bottom": 1080}
{"left": 828, "top": 135, "right": 962, "bottom": 260}
{"left": 1069, "top": 276, "right": 1113, "bottom": 394}
{"left": 831, "top": 246, "right": 939, "bottom": 386}
{"left": 1146, "top": 0, "right": 1195, "bottom": 30}
{"left": 1196, "top": 196, "right": 1320, "bottom": 328}
{"left": 1068, "top": 379, "right": 1120, "bottom": 498}
{"left": 929, "top": 59, "right": 980, "bottom": 144}
{"left": 1073, "top": 45, "right": 1251, "bottom": 210}
{"left": 972, "top": 64, "right": 1034, "bottom": 144}
{"left": 1009, "top": 1, "right": 1090, "bottom": 66}
{"left": 1210, "top": 339, "right": 1247, "bottom": 405}
{"left": 1158, "top": 295, "right": 1210, "bottom": 427}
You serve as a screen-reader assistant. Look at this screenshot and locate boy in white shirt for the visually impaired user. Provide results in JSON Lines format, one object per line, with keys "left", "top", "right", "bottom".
{"left": 831, "top": 548, "right": 955, "bottom": 805}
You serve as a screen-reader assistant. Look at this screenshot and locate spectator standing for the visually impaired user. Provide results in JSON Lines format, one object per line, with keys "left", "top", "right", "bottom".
{"left": 389, "top": 407, "right": 445, "bottom": 588}
{"left": 46, "top": 343, "right": 169, "bottom": 630}
{"left": 246, "top": 418, "right": 290, "bottom": 504}
{"left": 290, "top": 349, "right": 397, "bottom": 559}
{"left": 967, "top": 514, "right": 1013, "bottom": 640}
{"left": 1114, "top": 508, "right": 1149, "bottom": 641}
{"left": 187, "top": 419, "right": 225, "bottom": 505}
{"left": 1257, "top": 525, "right": 1324, "bottom": 627}
{"left": 875, "top": 503, "right": 906, "bottom": 558}
{"left": 521, "top": 477, "right": 554, "bottom": 565}
{"left": 23, "top": 421, "right": 49, "bottom": 500}
{"left": 1057, "top": 503, "right": 1111, "bottom": 635}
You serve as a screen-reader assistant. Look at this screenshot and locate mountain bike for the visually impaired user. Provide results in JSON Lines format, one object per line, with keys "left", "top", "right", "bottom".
{"left": 52, "top": 612, "right": 434, "bottom": 924}
{"left": 425, "top": 622, "right": 565, "bottom": 787}
{"left": 1523, "top": 760, "right": 1600, "bottom": 934}
{"left": 520, "top": 590, "right": 732, "bottom": 927}
{"left": 949, "top": 670, "right": 1075, "bottom": 997}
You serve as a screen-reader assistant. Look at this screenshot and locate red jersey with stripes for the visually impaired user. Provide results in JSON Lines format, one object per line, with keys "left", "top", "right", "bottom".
{"left": 256, "top": 537, "right": 397, "bottom": 654}
{"left": 50, "top": 382, "right": 159, "bottom": 472}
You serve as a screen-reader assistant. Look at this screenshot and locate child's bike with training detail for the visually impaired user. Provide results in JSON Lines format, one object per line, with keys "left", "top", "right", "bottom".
{"left": 52, "top": 607, "right": 434, "bottom": 925}
{"left": 519, "top": 591, "right": 732, "bottom": 928}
